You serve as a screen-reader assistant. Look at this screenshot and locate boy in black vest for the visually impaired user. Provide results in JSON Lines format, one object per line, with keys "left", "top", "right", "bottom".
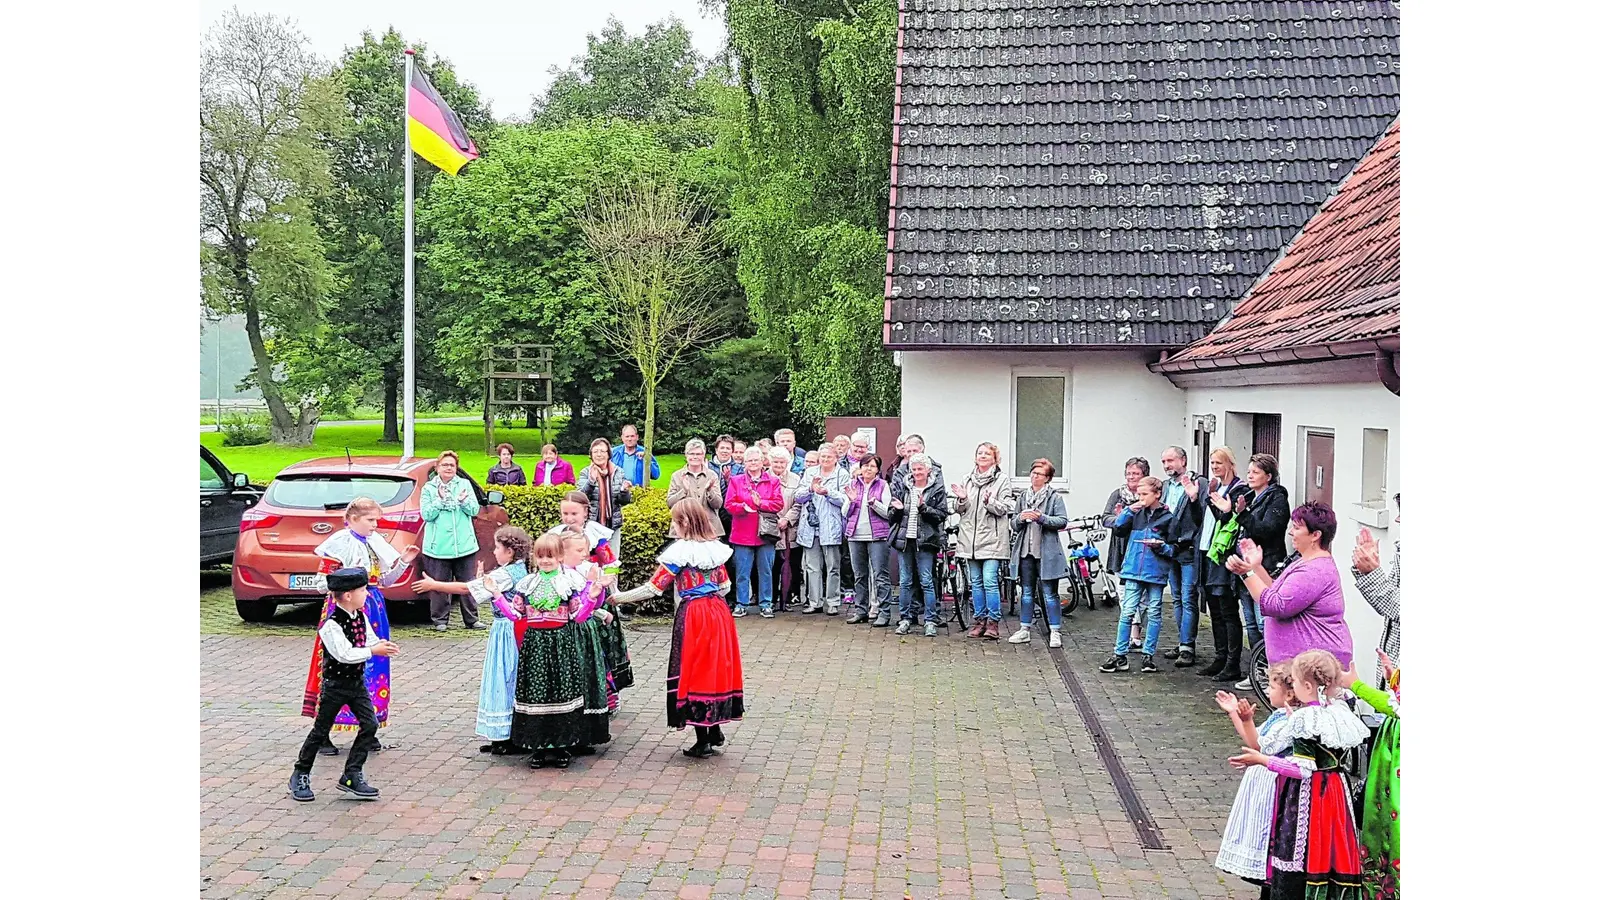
{"left": 289, "top": 567, "right": 399, "bottom": 801}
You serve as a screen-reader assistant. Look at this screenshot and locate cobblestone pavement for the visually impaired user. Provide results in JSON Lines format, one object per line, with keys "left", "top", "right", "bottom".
{"left": 201, "top": 599, "right": 1261, "bottom": 899}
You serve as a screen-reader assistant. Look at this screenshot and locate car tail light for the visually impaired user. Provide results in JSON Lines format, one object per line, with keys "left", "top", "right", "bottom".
{"left": 379, "top": 510, "right": 423, "bottom": 533}
{"left": 240, "top": 510, "right": 282, "bottom": 532}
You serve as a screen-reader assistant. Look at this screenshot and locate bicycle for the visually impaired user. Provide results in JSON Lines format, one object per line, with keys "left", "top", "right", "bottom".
{"left": 1061, "top": 515, "right": 1110, "bottom": 613}
{"left": 936, "top": 520, "right": 969, "bottom": 631}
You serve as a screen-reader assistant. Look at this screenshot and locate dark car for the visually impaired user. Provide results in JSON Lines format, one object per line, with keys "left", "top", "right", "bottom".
{"left": 230, "top": 456, "right": 509, "bottom": 622}
{"left": 201, "top": 446, "right": 264, "bottom": 566}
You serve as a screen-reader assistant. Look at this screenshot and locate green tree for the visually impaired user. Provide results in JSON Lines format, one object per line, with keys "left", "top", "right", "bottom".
{"left": 533, "top": 16, "right": 719, "bottom": 150}
{"left": 200, "top": 8, "right": 342, "bottom": 445}
{"left": 712, "top": 0, "right": 900, "bottom": 426}
{"left": 316, "top": 29, "right": 493, "bottom": 442}
{"left": 417, "top": 122, "right": 679, "bottom": 446}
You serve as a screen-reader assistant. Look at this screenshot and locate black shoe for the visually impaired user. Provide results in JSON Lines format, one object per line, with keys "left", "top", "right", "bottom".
{"left": 1162, "top": 646, "right": 1181, "bottom": 660}
{"left": 528, "top": 751, "right": 547, "bottom": 769}
{"left": 1197, "top": 656, "right": 1226, "bottom": 677}
{"left": 369, "top": 740, "right": 384, "bottom": 752}
{"left": 318, "top": 740, "right": 339, "bottom": 757}
{"left": 708, "top": 725, "right": 725, "bottom": 747}
{"left": 1098, "top": 654, "right": 1129, "bottom": 673}
{"left": 683, "top": 741, "right": 715, "bottom": 759}
{"left": 1212, "top": 666, "right": 1243, "bottom": 683}
{"left": 336, "top": 772, "right": 380, "bottom": 800}
{"left": 479, "top": 743, "right": 497, "bottom": 753}
{"left": 548, "top": 749, "right": 573, "bottom": 768}
{"left": 1175, "top": 649, "right": 1197, "bottom": 668}
{"left": 288, "top": 772, "right": 314, "bottom": 802}
{"left": 1141, "top": 655, "right": 1159, "bottom": 673}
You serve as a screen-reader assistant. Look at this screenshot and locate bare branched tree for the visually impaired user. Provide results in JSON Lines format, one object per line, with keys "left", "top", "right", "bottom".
{"left": 200, "top": 7, "right": 340, "bottom": 445}
{"left": 579, "top": 179, "right": 725, "bottom": 476}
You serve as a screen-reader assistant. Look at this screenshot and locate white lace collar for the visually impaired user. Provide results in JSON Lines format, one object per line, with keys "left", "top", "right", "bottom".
{"left": 1260, "top": 701, "right": 1368, "bottom": 754}
{"left": 658, "top": 539, "right": 734, "bottom": 569}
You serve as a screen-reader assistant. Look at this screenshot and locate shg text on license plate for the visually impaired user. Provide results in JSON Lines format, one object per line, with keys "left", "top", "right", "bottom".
{"left": 288, "top": 574, "right": 323, "bottom": 591}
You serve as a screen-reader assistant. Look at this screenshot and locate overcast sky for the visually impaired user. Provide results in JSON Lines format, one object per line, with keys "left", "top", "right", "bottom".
{"left": 199, "top": 1, "right": 726, "bottom": 121}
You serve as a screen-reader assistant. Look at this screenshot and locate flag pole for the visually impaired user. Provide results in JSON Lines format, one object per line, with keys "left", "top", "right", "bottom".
{"left": 401, "top": 49, "right": 417, "bottom": 461}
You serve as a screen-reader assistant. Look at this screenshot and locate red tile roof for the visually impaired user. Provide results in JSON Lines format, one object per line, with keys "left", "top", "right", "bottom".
{"left": 1157, "top": 117, "right": 1399, "bottom": 370}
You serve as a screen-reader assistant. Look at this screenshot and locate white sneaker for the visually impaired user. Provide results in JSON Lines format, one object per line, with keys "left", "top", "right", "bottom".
{"left": 1048, "top": 629, "right": 1062, "bottom": 649}
{"left": 1008, "top": 627, "right": 1032, "bottom": 644}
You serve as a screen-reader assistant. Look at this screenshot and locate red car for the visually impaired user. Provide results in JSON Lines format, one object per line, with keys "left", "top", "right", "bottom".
{"left": 231, "top": 457, "right": 510, "bottom": 622}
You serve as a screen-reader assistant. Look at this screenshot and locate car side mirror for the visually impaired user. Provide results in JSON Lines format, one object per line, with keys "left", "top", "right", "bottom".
{"left": 486, "top": 490, "right": 505, "bottom": 506}
{"left": 233, "top": 473, "right": 250, "bottom": 488}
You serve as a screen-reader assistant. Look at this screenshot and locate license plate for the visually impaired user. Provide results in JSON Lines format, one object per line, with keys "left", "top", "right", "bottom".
{"left": 288, "top": 574, "right": 322, "bottom": 591}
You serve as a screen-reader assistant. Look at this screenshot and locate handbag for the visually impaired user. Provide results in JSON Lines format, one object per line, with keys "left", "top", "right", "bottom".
{"left": 759, "top": 509, "right": 782, "bottom": 540}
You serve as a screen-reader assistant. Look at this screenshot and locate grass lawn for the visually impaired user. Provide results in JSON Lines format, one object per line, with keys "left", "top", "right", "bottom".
{"left": 200, "top": 403, "right": 477, "bottom": 425}
{"left": 201, "top": 421, "right": 684, "bottom": 486}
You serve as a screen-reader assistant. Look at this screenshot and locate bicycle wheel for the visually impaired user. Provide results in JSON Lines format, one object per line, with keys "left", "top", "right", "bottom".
{"left": 1245, "top": 641, "right": 1270, "bottom": 707}
{"left": 1060, "top": 576, "right": 1081, "bottom": 615}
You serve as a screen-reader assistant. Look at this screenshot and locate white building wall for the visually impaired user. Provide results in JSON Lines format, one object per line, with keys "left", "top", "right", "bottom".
{"left": 899, "top": 350, "right": 1187, "bottom": 515}
{"left": 1184, "top": 382, "right": 1401, "bottom": 665}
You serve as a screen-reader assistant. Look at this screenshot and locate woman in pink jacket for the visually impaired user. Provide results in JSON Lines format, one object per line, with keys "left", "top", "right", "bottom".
{"left": 724, "top": 446, "right": 784, "bottom": 618}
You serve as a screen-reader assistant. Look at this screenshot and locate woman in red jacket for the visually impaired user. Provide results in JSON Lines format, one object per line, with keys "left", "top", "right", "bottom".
{"left": 723, "top": 446, "right": 784, "bottom": 618}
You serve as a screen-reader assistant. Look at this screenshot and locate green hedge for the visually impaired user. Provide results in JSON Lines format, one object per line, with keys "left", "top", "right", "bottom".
{"left": 495, "top": 484, "right": 673, "bottom": 611}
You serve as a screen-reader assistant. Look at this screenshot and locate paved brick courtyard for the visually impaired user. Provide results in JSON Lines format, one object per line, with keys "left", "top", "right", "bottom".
{"left": 201, "top": 599, "right": 1261, "bottom": 900}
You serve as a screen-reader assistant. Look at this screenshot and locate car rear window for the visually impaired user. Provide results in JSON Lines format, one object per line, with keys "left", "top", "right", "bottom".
{"left": 264, "top": 475, "right": 414, "bottom": 510}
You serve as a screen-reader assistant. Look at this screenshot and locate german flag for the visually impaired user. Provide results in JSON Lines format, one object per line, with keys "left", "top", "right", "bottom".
{"left": 407, "top": 65, "right": 478, "bottom": 175}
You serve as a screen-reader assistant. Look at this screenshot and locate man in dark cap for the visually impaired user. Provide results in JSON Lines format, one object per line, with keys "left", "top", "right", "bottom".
{"left": 288, "top": 567, "right": 399, "bottom": 802}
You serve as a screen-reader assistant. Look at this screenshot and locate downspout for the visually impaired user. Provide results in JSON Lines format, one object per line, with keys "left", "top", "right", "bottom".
{"left": 1375, "top": 349, "right": 1400, "bottom": 395}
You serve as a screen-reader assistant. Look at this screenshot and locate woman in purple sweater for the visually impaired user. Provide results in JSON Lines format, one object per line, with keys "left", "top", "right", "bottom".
{"left": 1225, "top": 501, "right": 1353, "bottom": 667}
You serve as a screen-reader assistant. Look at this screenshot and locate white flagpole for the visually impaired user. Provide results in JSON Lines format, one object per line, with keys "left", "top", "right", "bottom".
{"left": 401, "top": 49, "right": 417, "bottom": 461}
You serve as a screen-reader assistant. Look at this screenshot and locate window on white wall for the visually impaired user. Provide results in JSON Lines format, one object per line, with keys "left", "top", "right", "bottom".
{"left": 1362, "top": 428, "right": 1389, "bottom": 505}
{"left": 1013, "top": 376, "right": 1066, "bottom": 478}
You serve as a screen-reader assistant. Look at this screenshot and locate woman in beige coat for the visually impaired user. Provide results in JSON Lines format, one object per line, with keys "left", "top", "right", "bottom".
{"left": 666, "top": 439, "right": 725, "bottom": 538}
{"left": 950, "top": 442, "right": 1014, "bottom": 640}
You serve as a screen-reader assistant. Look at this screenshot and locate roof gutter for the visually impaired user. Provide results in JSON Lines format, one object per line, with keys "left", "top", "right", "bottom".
{"left": 1150, "top": 337, "right": 1400, "bottom": 375}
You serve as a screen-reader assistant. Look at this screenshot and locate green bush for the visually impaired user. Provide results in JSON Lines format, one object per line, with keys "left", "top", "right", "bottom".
{"left": 220, "top": 418, "right": 270, "bottom": 446}
{"left": 495, "top": 483, "right": 674, "bottom": 613}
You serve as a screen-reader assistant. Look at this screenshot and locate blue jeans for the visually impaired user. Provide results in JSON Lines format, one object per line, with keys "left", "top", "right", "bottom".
{"left": 966, "top": 558, "right": 1002, "bottom": 621}
{"left": 898, "top": 545, "right": 938, "bottom": 622}
{"left": 733, "top": 543, "right": 776, "bottom": 610}
{"left": 1167, "top": 557, "right": 1199, "bottom": 647}
{"left": 1116, "top": 580, "right": 1165, "bottom": 656}
{"left": 1240, "top": 595, "right": 1264, "bottom": 647}
{"left": 1017, "top": 556, "right": 1061, "bottom": 628}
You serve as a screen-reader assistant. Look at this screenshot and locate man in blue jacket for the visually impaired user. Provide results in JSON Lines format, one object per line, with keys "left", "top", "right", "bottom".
{"left": 1159, "top": 446, "right": 1210, "bottom": 668}
{"left": 612, "top": 424, "right": 660, "bottom": 487}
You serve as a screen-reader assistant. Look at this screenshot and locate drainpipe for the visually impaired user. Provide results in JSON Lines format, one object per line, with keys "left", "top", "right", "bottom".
{"left": 1375, "top": 349, "right": 1400, "bottom": 396}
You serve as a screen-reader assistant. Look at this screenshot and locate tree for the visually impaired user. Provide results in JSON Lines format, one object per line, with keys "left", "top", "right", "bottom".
{"left": 711, "top": 0, "right": 901, "bottom": 426}
{"left": 579, "top": 179, "right": 725, "bottom": 475}
{"left": 200, "top": 7, "right": 342, "bottom": 445}
{"left": 312, "top": 29, "right": 493, "bottom": 442}
{"left": 418, "top": 122, "right": 679, "bottom": 447}
{"left": 533, "top": 16, "right": 719, "bottom": 150}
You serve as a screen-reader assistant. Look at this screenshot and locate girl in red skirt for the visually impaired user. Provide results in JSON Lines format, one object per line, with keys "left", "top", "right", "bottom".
{"left": 1229, "top": 649, "right": 1368, "bottom": 900}
{"left": 611, "top": 498, "right": 743, "bottom": 758}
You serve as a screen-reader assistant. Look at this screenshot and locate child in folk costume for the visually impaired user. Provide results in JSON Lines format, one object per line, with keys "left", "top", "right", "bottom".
{"left": 509, "top": 534, "right": 593, "bottom": 769}
{"left": 1230, "top": 649, "right": 1368, "bottom": 900}
{"left": 413, "top": 525, "right": 533, "bottom": 756}
{"left": 1345, "top": 652, "right": 1400, "bottom": 900}
{"left": 610, "top": 499, "right": 744, "bottom": 759}
{"left": 1214, "top": 662, "right": 1303, "bottom": 887}
{"left": 550, "top": 491, "right": 633, "bottom": 691}
{"left": 301, "top": 498, "right": 420, "bottom": 755}
{"left": 289, "top": 567, "right": 400, "bottom": 802}
{"left": 558, "top": 529, "right": 619, "bottom": 753}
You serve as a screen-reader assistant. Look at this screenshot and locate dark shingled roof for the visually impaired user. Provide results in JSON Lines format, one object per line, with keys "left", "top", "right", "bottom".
{"left": 1157, "top": 117, "right": 1398, "bottom": 370}
{"left": 882, "top": 0, "right": 1401, "bottom": 350}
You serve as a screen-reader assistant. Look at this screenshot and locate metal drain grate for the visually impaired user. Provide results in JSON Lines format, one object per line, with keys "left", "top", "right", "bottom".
{"left": 1046, "top": 644, "right": 1169, "bottom": 851}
